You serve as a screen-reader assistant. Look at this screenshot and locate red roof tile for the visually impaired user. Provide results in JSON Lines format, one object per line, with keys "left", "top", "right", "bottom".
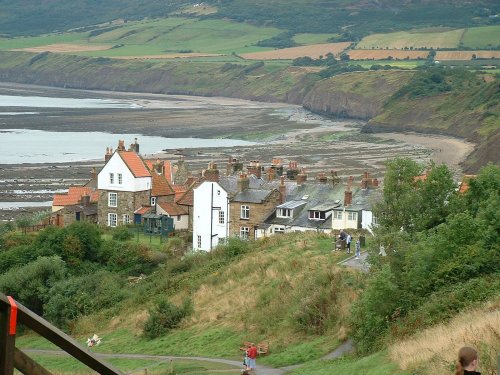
{"left": 172, "top": 184, "right": 187, "bottom": 201}
{"left": 158, "top": 202, "right": 188, "bottom": 216}
{"left": 144, "top": 159, "right": 173, "bottom": 183}
{"left": 134, "top": 206, "right": 152, "bottom": 215}
{"left": 176, "top": 182, "right": 199, "bottom": 206}
{"left": 151, "top": 173, "right": 175, "bottom": 197}
{"left": 118, "top": 151, "right": 150, "bottom": 178}
{"left": 53, "top": 186, "right": 95, "bottom": 206}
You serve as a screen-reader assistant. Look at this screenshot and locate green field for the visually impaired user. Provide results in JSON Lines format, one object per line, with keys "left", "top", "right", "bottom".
{"left": 461, "top": 25, "right": 500, "bottom": 49}
{"left": 357, "top": 28, "right": 465, "bottom": 49}
{"left": 0, "top": 17, "right": 281, "bottom": 57}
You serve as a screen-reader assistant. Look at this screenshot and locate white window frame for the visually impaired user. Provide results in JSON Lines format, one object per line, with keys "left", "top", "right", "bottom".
{"left": 151, "top": 196, "right": 156, "bottom": 206}
{"left": 122, "top": 214, "right": 130, "bottom": 224}
{"left": 309, "top": 211, "right": 326, "bottom": 220}
{"left": 277, "top": 208, "right": 291, "bottom": 218}
{"left": 240, "top": 226, "right": 250, "bottom": 240}
{"left": 108, "top": 213, "right": 117, "bottom": 227}
{"left": 118, "top": 173, "right": 123, "bottom": 184}
{"left": 219, "top": 210, "right": 225, "bottom": 224}
{"left": 109, "top": 173, "right": 114, "bottom": 184}
{"left": 241, "top": 205, "right": 250, "bottom": 219}
{"left": 333, "top": 211, "right": 342, "bottom": 220}
{"left": 274, "top": 227, "right": 285, "bottom": 234}
{"left": 348, "top": 212, "right": 357, "bottom": 221}
{"left": 108, "top": 192, "right": 117, "bottom": 207}
{"left": 197, "top": 235, "right": 202, "bottom": 249}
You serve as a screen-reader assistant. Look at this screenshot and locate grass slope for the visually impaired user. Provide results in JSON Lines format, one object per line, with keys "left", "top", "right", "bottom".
{"left": 0, "top": 17, "right": 281, "bottom": 57}
{"left": 461, "top": 25, "right": 500, "bottom": 49}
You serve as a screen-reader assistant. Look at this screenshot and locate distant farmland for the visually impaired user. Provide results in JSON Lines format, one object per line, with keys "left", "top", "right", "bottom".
{"left": 348, "top": 50, "right": 428, "bottom": 60}
{"left": 357, "top": 28, "right": 464, "bottom": 49}
{"left": 240, "top": 42, "right": 351, "bottom": 60}
{"left": 461, "top": 25, "right": 500, "bottom": 49}
{"left": 435, "top": 50, "right": 500, "bottom": 60}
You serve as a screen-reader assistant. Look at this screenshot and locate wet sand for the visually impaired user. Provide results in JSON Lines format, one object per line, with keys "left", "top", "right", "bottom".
{"left": 0, "top": 83, "right": 475, "bottom": 221}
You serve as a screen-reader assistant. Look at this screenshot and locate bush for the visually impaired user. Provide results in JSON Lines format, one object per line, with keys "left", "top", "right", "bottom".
{"left": 112, "top": 226, "right": 133, "bottom": 241}
{"left": 143, "top": 299, "right": 192, "bottom": 338}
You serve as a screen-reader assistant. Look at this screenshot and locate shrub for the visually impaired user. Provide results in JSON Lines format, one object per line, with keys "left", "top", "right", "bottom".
{"left": 112, "top": 226, "right": 133, "bottom": 241}
{"left": 143, "top": 299, "right": 192, "bottom": 338}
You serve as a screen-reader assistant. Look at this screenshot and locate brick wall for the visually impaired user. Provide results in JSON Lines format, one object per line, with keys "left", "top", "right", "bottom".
{"left": 98, "top": 190, "right": 150, "bottom": 226}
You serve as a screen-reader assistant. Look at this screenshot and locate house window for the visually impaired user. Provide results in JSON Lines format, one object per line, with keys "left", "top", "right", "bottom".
{"left": 372, "top": 215, "right": 379, "bottom": 225}
{"left": 122, "top": 214, "right": 130, "bottom": 224}
{"left": 278, "top": 208, "right": 291, "bottom": 218}
{"left": 333, "top": 211, "right": 342, "bottom": 220}
{"left": 108, "top": 213, "right": 117, "bottom": 227}
{"left": 241, "top": 205, "right": 250, "bottom": 219}
{"left": 151, "top": 196, "right": 156, "bottom": 206}
{"left": 109, "top": 173, "right": 114, "bottom": 184}
{"left": 177, "top": 215, "right": 181, "bottom": 221}
{"left": 240, "top": 226, "right": 249, "bottom": 240}
{"left": 217, "top": 190, "right": 221, "bottom": 196}
{"left": 348, "top": 212, "right": 357, "bottom": 221}
{"left": 108, "top": 192, "right": 117, "bottom": 207}
{"left": 118, "top": 173, "right": 123, "bottom": 184}
{"left": 197, "top": 235, "right": 202, "bottom": 248}
{"left": 309, "top": 211, "right": 326, "bottom": 220}
{"left": 274, "top": 227, "right": 285, "bottom": 234}
{"left": 219, "top": 211, "right": 225, "bottom": 224}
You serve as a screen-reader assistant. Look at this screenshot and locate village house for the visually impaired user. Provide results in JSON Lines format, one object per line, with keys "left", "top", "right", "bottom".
{"left": 192, "top": 164, "right": 229, "bottom": 251}
{"left": 51, "top": 186, "right": 98, "bottom": 227}
{"left": 264, "top": 171, "right": 345, "bottom": 235}
{"left": 331, "top": 172, "right": 381, "bottom": 232}
{"left": 97, "top": 140, "right": 152, "bottom": 227}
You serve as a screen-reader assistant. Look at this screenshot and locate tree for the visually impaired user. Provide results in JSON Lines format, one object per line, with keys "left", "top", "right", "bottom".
{"left": 375, "top": 158, "right": 423, "bottom": 232}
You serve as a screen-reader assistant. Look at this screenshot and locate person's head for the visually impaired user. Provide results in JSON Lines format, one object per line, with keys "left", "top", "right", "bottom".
{"left": 455, "top": 346, "right": 478, "bottom": 375}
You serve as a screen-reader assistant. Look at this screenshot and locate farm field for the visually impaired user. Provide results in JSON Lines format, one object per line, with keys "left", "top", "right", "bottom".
{"left": 461, "top": 25, "right": 500, "bottom": 49}
{"left": 348, "top": 50, "right": 428, "bottom": 60}
{"left": 357, "top": 28, "right": 464, "bottom": 49}
{"left": 240, "top": 42, "right": 351, "bottom": 60}
{"left": 0, "top": 17, "right": 281, "bottom": 57}
{"left": 435, "top": 50, "right": 500, "bottom": 60}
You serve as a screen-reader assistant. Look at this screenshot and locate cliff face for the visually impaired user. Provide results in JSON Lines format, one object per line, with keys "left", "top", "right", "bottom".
{"left": 0, "top": 51, "right": 497, "bottom": 171}
{"left": 302, "top": 71, "right": 413, "bottom": 120}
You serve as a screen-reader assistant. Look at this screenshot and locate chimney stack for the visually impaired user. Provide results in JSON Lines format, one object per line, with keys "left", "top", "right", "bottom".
{"left": 344, "top": 186, "right": 353, "bottom": 206}
{"left": 331, "top": 170, "right": 341, "bottom": 185}
{"left": 279, "top": 176, "right": 286, "bottom": 204}
{"left": 316, "top": 172, "right": 328, "bottom": 184}
{"left": 267, "top": 167, "right": 276, "bottom": 182}
{"left": 81, "top": 195, "right": 90, "bottom": 207}
{"left": 296, "top": 168, "right": 307, "bottom": 185}
{"left": 238, "top": 173, "right": 250, "bottom": 192}
{"left": 203, "top": 162, "right": 220, "bottom": 182}
{"left": 247, "top": 160, "right": 262, "bottom": 178}
{"left": 91, "top": 167, "right": 97, "bottom": 180}
{"left": 117, "top": 140, "right": 125, "bottom": 151}
{"left": 105, "top": 147, "right": 113, "bottom": 162}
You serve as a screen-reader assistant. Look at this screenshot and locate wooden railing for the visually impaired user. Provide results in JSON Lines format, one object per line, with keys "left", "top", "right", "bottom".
{"left": 0, "top": 293, "right": 123, "bottom": 375}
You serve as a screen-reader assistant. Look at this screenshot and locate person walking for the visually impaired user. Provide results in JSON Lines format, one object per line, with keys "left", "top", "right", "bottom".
{"left": 346, "top": 233, "right": 352, "bottom": 254}
{"left": 246, "top": 343, "right": 258, "bottom": 372}
{"left": 455, "top": 346, "right": 481, "bottom": 375}
{"left": 355, "top": 237, "right": 361, "bottom": 259}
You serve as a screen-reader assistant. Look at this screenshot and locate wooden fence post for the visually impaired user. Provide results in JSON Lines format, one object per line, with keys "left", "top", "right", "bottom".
{"left": 0, "top": 299, "right": 16, "bottom": 375}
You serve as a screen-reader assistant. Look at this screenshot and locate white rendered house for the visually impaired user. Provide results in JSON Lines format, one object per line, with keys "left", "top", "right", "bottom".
{"left": 192, "top": 181, "right": 229, "bottom": 251}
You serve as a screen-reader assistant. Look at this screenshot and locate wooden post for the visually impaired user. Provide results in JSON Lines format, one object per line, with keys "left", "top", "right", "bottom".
{"left": 14, "top": 348, "right": 53, "bottom": 375}
{"left": 0, "top": 300, "right": 15, "bottom": 375}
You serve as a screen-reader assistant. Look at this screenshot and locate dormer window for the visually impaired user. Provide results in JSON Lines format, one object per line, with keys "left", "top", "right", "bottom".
{"left": 277, "top": 208, "right": 292, "bottom": 218}
{"left": 309, "top": 211, "right": 326, "bottom": 220}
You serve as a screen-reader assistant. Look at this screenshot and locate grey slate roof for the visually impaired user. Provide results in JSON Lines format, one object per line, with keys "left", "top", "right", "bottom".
{"left": 265, "top": 182, "right": 346, "bottom": 230}
{"left": 233, "top": 189, "right": 274, "bottom": 203}
{"left": 332, "top": 187, "right": 381, "bottom": 212}
{"left": 277, "top": 200, "right": 307, "bottom": 209}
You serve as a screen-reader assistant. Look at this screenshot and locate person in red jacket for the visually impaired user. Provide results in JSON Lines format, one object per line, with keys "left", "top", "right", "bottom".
{"left": 246, "top": 343, "right": 258, "bottom": 372}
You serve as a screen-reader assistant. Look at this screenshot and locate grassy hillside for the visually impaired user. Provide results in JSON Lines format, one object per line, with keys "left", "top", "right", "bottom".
{"left": 1, "top": 0, "right": 498, "bottom": 38}
{"left": 366, "top": 67, "right": 500, "bottom": 171}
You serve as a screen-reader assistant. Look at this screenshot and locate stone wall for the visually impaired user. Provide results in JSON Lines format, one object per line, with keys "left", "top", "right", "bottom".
{"left": 98, "top": 190, "right": 150, "bottom": 226}
{"left": 229, "top": 190, "right": 280, "bottom": 238}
